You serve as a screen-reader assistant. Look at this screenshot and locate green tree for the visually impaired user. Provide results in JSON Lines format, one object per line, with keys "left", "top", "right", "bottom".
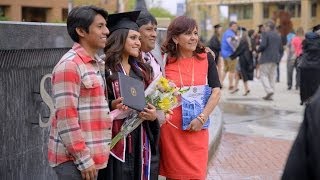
{"left": 149, "top": 7, "right": 174, "bottom": 19}
{"left": 127, "top": 0, "right": 136, "bottom": 11}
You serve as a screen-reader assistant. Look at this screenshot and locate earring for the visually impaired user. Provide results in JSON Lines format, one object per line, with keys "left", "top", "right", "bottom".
{"left": 175, "top": 43, "right": 178, "bottom": 50}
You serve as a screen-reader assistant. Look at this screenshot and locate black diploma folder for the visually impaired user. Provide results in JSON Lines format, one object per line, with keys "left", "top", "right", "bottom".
{"left": 118, "top": 72, "right": 146, "bottom": 112}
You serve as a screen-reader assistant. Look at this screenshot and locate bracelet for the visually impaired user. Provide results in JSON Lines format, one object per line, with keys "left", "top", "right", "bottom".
{"left": 199, "top": 113, "right": 206, "bottom": 121}
{"left": 196, "top": 116, "right": 204, "bottom": 125}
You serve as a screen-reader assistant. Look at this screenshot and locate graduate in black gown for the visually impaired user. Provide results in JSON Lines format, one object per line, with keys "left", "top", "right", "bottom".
{"left": 282, "top": 28, "right": 320, "bottom": 180}
{"left": 97, "top": 11, "right": 160, "bottom": 180}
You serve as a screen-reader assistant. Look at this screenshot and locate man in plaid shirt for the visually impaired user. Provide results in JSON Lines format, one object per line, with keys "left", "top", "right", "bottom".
{"left": 47, "top": 5, "right": 111, "bottom": 180}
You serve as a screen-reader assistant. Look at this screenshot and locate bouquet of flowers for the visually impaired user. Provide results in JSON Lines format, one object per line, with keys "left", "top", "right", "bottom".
{"left": 109, "top": 75, "right": 182, "bottom": 149}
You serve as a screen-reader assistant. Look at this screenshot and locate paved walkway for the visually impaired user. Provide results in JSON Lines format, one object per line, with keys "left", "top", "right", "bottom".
{"left": 206, "top": 60, "right": 303, "bottom": 180}
{"left": 207, "top": 133, "right": 292, "bottom": 180}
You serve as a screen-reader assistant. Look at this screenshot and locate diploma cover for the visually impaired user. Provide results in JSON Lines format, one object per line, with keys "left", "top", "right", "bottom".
{"left": 118, "top": 72, "right": 146, "bottom": 112}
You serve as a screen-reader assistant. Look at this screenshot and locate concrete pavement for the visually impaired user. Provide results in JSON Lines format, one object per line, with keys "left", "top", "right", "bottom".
{"left": 206, "top": 60, "right": 305, "bottom": 179}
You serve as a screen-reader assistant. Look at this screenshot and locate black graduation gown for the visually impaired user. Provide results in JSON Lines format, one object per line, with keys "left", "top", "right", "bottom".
{"left": 98, "top": 68, "right": 160, "bottom": 180}
{"left": 282, "top": 88, "right": 320, "bottom": 179}
{"left": 229, "top": 38, "right": 254, "bottom": 81}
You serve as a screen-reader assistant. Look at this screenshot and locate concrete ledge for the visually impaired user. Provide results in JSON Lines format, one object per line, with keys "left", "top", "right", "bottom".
{"left": 208, "top": 106, "right": 223, "bottom": 163}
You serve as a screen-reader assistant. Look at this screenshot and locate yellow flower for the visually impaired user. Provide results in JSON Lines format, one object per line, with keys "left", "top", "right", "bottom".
{"left": 158, "top": 97, "right": 172, "bottom": 111}
{"left": 158, "top": 77, "right": 171, "bottom": 92}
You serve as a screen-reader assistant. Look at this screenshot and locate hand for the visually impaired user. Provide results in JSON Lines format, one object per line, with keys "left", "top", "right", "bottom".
{"left": 81, "top": 164, "right": 97, "bottom": 180}
{"left": 139, "top": 103, "right": 157, "bottom": 121}
{"left": 186, "top": 118, "right": 203, "bottom": 132}
{"left": 111, "top": 97, "right": 128, "bottom": 111}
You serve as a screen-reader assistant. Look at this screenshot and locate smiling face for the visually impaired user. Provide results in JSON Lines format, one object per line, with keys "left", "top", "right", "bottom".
{"left": 174, "top": 27, "right": 199, "bottom": 55}
{"left": 123, "top": 30, "right": 141, "bottom": 57}
{"left": 81, "top": 14, "right": 109, "bottom": 51}
{"left": 139, "top": 22, "right": 157, "bottom": 52}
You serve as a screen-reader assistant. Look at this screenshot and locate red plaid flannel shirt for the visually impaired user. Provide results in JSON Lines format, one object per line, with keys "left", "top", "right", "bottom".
{"left": 48, "top": 43, "right": 112, "bottom": 171}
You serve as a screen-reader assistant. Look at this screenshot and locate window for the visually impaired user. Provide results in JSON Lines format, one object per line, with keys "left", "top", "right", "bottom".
{"left": 229, "top": 4, "right": 253, "bottom": 20}
{"left": 263, "top": 4, "right": 270, "bottom": 19}
{"left": 311, "top": 2, "right": 317, "bottom": 17}
{"left": 22, "top": 7, "right": 47, "bottom": 22}
{"left": 277, "top": 2, "right": 301, "bottom": 18}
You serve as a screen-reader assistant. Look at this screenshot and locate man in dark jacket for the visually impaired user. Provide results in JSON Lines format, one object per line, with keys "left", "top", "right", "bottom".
{"left": 257, "top": 20, "right": 283, "bottom": 100}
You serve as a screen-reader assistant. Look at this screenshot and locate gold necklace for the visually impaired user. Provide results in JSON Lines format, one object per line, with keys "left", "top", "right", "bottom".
{"left": 178, "top": 58, "right": 194, "bottom": 87}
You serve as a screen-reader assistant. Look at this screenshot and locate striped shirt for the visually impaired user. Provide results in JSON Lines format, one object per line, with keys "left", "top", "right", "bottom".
{"left": 47, "top": 43, "right": 112, "bottom": 171}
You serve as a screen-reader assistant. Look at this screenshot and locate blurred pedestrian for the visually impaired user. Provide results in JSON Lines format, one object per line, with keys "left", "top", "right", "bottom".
{"left": 281, "top": 25, "right": 320, "bottom": 180}
{"left": 298, "top": 31, "right": 320, "bottom": 105}
{"left": 159, "top": 15, "right": 221, "bottom": 180}
{"left": 254, "top": 24, "right": 265, "bottom": 79}
{"left": 290, "top": 27, "right": 304, "bottom": 90}
{"left": 221, "top": 21, "right": 239, "bottom": 90}
{"left": 208, "top": 23, "right": 223, "bottom": 82}
{"left": 47, "top": 5, "right": 111, "bottom": 180}
{"left": 286, "top": 29, "right": 296, "bottom": 90}
{"left": 257, "top": 20, "right": 283, "bottom": 100}
{"left": 230, "top": 27, "right": 254, "bottom": 96}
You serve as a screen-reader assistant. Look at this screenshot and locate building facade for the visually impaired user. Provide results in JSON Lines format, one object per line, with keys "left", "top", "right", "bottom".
{"left": 0, "top": 0, "right": 128, "bottom": 22}
{"left": 187, "top": 0, "right": 320, "bottom": 40}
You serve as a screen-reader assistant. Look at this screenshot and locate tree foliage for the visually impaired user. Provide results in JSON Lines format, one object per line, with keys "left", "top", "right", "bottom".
{"left": 149, "top": 7, "right": 174, "bottom": 19}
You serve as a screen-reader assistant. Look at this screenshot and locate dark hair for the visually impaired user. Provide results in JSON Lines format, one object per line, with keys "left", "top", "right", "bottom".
{"left": 265, "top": 20, "right": 275, "bottom": 30}
{"left": 136, "top": 10, "right": 157, "bottom": 27}
{"left": 67, "top": 5, "right": 108, "bottom": 43}
{"left": 248, "top": 29, "right": 255, "bottom": 37}
{"left": 104, "top": 29, "right": 153, "bottom": 84}
{"left": 229, "top": 21, "right": 237, "bottom": 27}
{"left": 161, "top": 16, "right": 205, "bottom": 63}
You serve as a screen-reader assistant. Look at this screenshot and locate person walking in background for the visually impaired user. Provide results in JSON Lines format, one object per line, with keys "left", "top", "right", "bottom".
{"left": 221, "top": 21, "right": 238, "bottom": 90}
{"left": 254, "top": 24, "right": 265, "bottom": 79}
{"left": 97, "top": 11, "right": 159, "bottom": 180}
{"left": 208, "top": 24, "right": 223, "bottom": 83}
{"left": 286, "top": 29, "right": 296, "bottom": 90}
{"left": 257, "top": 20, "right": 283, "bottom": 101}
{"left": 47, "top": 6, "right": 111, "bottom": 180}
{"left": 230, "top": 27, "right": 254, "bottom": 96}
{"left": 159, "top": 15, "right": 221, "bottom": 180}
{"left": 275, "top": 25, "right": 286, "bottom": 83}
{"left": 298, "top": 29, "right": 320, "bottom": 105}
{"left": 290, "top": 27, "right": 304, "bottom": 90}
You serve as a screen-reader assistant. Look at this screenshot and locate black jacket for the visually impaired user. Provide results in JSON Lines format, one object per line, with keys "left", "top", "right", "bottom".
{"left": 258, "top": 31, "right": 283, "bottom": 64}
{"left": 298, "top": 32, "right": 320, "bottom": 105}
{"left": 208, "top": 35, "right": 221, "bottom": 63}
{"left": 230, "top": 37, "right": 254, "bottom": 81}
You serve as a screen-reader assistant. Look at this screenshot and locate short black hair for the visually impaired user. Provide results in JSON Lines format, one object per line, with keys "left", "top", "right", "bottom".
{"left": 136, "top": 10, "right": 157, "bottom": 27}
{"left": 229, "top": 21, "right": 237, "bottom": 27}
{"left": 67, "top": 5, "right": 108, "bottom": 43}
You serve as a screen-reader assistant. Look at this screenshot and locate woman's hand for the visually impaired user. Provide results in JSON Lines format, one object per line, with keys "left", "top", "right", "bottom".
{"left": 186, "top": 118, "right": 204, "bottom": 132}
{"left": 139, "top": 103, "right": 157, "bottom": 121}
{"left": 111, "top": 97, "right": 128, "bottom": 111}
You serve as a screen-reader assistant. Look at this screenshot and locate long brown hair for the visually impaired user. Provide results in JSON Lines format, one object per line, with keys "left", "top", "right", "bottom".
{"left": 161, "top": 16, "right": 206, "bottom": 63}
{"left": 104, "top": 29, "right": 153, "bottom": 85}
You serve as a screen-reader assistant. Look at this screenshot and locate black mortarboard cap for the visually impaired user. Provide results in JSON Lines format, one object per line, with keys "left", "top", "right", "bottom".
{"left": 214, "top": 24, "right": 221, "bottom": 29}
{"left": 312, "top": 24, "right": 320, "bottom": 32}
{"left": 107, "top": 11, "right": 141, "bottom": 33}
